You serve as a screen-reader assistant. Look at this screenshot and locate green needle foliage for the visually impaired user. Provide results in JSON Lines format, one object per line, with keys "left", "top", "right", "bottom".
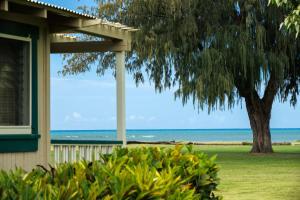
{"left": 0, "top": 145, "right": 220, "bottom": 200}
{"left": 62, "top": 0, "right": 299, "bottom": 153}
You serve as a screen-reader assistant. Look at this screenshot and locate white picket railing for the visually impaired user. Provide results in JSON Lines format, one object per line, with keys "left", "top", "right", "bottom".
{"left": 51, "top": 140, "right": 122, "bottom": 164}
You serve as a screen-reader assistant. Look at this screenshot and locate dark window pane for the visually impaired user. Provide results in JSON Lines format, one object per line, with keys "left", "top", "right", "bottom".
{"left": 0, "top": 37, "right": 30, "bottom": 126}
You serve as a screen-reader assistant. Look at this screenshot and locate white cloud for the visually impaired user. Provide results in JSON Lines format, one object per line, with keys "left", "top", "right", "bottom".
{"left": 64, "top": 115, "right": 70, "bottom": 122}
{"left": 148, "top": 116, "right": 156, "bottom": 122}
{"left": 129, "top": 115, "right": 136, "bottom": 120}
{"left": 72, "top": 112, "right": 82, "bottom": 119}
{"left": 128, "top": 115, "right": 146, "bottom": 121}
{"left": 64, "top": 111, "right": 99, "bottom": 123}
{"left": 128, "top": 115, "right": 156, "bottom": 122}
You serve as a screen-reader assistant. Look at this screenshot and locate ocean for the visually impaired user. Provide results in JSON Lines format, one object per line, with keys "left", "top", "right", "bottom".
{"left": 51, "top": 128, "right": 300, "bottom": 142}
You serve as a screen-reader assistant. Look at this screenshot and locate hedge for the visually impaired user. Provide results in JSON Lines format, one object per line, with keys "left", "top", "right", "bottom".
{"left": 0, "top": 145, "right": 221, "bottom": 200}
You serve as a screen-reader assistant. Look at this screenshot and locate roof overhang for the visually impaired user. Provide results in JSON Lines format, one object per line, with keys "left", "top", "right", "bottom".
{"left": 50, "top": 34, "right": 131, "bottom": 53}
{"left": 0, "top": 0, "right": 137, "bottom": 52}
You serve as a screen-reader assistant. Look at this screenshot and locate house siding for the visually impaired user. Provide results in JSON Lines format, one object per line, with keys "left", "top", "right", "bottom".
{"left": 0, "top": 19, "right": 50, "bottom": 171}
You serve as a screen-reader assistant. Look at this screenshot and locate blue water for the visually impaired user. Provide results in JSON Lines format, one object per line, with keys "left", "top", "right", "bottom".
{"left": 51, "top": 129, "right": 300, "bottom": 142}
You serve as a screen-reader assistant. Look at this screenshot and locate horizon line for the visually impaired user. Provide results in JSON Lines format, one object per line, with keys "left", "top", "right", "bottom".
{"left": 51, "top": 128, "right": 300, "bottom": 132}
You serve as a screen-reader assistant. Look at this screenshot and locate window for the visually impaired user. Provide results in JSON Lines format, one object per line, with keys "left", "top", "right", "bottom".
{"left": 0, "top": 33, "right": 31, "bottom": 134}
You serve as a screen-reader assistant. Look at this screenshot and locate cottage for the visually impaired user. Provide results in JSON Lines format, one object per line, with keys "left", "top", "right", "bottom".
{"left": 0, "top": 0, "right": 135, "bottom": 170}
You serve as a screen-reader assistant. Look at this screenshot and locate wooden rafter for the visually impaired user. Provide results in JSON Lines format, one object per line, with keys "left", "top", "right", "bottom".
{"left": 0, "top": 0, "right": 8, "bottom": 11}
{"left": 31, "top": 8, "right": 47, "bottom": 18}
{"left": 78, "top": 24, "right": 131, "bottom": 41}
{"left": 50, "top": 40, "right": 130, "bottom": 53}
{"left": 2, "top": 0, "right": 137, "bottom": 43}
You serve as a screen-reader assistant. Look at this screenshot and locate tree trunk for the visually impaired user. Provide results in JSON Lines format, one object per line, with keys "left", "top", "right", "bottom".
{"left": 236, "top": 71, "right": 279, "bottom": 153}
{"left": 245, "top": 94, "right": 273, "bottom": 153}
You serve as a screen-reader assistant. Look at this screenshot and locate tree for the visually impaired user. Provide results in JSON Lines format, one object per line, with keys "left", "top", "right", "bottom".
{"left": 269, "top": 0, "right": 300, "bottom": 37}
{"left": 63, "top": 0, "right": 300, "bottom": 153}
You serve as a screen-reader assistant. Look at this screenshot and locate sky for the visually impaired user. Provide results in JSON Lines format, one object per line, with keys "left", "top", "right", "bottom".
{"left": 47, "top": 0, "right": 300, "bottom": 130}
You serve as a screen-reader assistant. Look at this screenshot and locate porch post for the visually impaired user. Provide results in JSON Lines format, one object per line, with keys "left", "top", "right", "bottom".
{"left": 116, "top": 51, "right": 126, "bottom": 146}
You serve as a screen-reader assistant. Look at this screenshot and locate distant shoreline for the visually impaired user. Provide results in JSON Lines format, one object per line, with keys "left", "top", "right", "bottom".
{"left": 51, "top": 129, "right": 300, "bottom": 143}
{"left": 127, "top": 141, "right": 299, "bottom": 146}
{"left": 51, "top": 128, "right": 300, "bottom": 132}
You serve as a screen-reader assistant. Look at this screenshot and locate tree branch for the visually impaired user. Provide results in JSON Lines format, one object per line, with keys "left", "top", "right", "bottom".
{"left": 262, "top": 71, "right": 279, "bottom": 113}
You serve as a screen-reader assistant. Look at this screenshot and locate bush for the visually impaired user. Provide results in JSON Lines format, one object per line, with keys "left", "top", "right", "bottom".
{"left": 0, "top": 145, "right": 221, "bottom": 200}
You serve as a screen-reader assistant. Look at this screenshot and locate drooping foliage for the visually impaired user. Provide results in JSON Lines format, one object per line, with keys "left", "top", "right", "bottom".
{"left": 269, "top": 0, "right": 300, "bottom": 37}
{"left": 63, "top": 0, "right": 299, "bottom": 112}
{"left": 60, "top": 0, "right": 300, "bottom": 153}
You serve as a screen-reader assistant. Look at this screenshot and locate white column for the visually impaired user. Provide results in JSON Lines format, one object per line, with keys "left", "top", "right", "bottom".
{"left": 116, "top": 51, "right": 126, "bottom": 146}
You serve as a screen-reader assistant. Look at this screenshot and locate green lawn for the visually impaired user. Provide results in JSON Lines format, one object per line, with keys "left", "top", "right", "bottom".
{"left": 50, "top": 145, "right": 300, "bottom": 200}
{"left": 190, "top": 145, "right": 300, "bottom": 200}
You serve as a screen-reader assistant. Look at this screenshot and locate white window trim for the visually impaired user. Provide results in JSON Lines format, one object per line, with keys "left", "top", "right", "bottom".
{"left": 0, "top": 33, "right": 32, "bottom": 134}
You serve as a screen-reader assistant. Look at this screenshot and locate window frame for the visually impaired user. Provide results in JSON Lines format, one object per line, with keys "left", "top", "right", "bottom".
{"left": 0, "top": 33, "right": 32, "bottom": 134}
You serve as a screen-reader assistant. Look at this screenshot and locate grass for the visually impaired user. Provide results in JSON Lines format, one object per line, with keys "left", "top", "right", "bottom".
{"left": 125, "top": 144, "right": 300, "bottom": 200}
{"left": 191, "top": 145, "right": 300, "bottom": 200}
{"left": 50, "top": 145, "right": 300, "bottom": 200}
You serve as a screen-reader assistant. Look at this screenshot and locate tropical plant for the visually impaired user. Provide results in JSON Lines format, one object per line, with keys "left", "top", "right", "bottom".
{"left": 0, "top": 145, "right": 220, "bottom": 200}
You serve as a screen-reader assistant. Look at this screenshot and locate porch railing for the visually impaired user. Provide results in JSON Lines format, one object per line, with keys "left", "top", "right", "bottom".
{"left": 51, "top": 140, "right": 122, "bottom": 164}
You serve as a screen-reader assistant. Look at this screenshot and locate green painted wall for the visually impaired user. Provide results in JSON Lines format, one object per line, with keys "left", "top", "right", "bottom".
{"left": 0, "top": 19, "right": 39, "bottom": 153}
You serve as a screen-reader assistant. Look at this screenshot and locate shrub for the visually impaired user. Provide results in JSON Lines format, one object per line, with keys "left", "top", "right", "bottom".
{"left": 0, "top": 145, "right": 221, "bottom": 200}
